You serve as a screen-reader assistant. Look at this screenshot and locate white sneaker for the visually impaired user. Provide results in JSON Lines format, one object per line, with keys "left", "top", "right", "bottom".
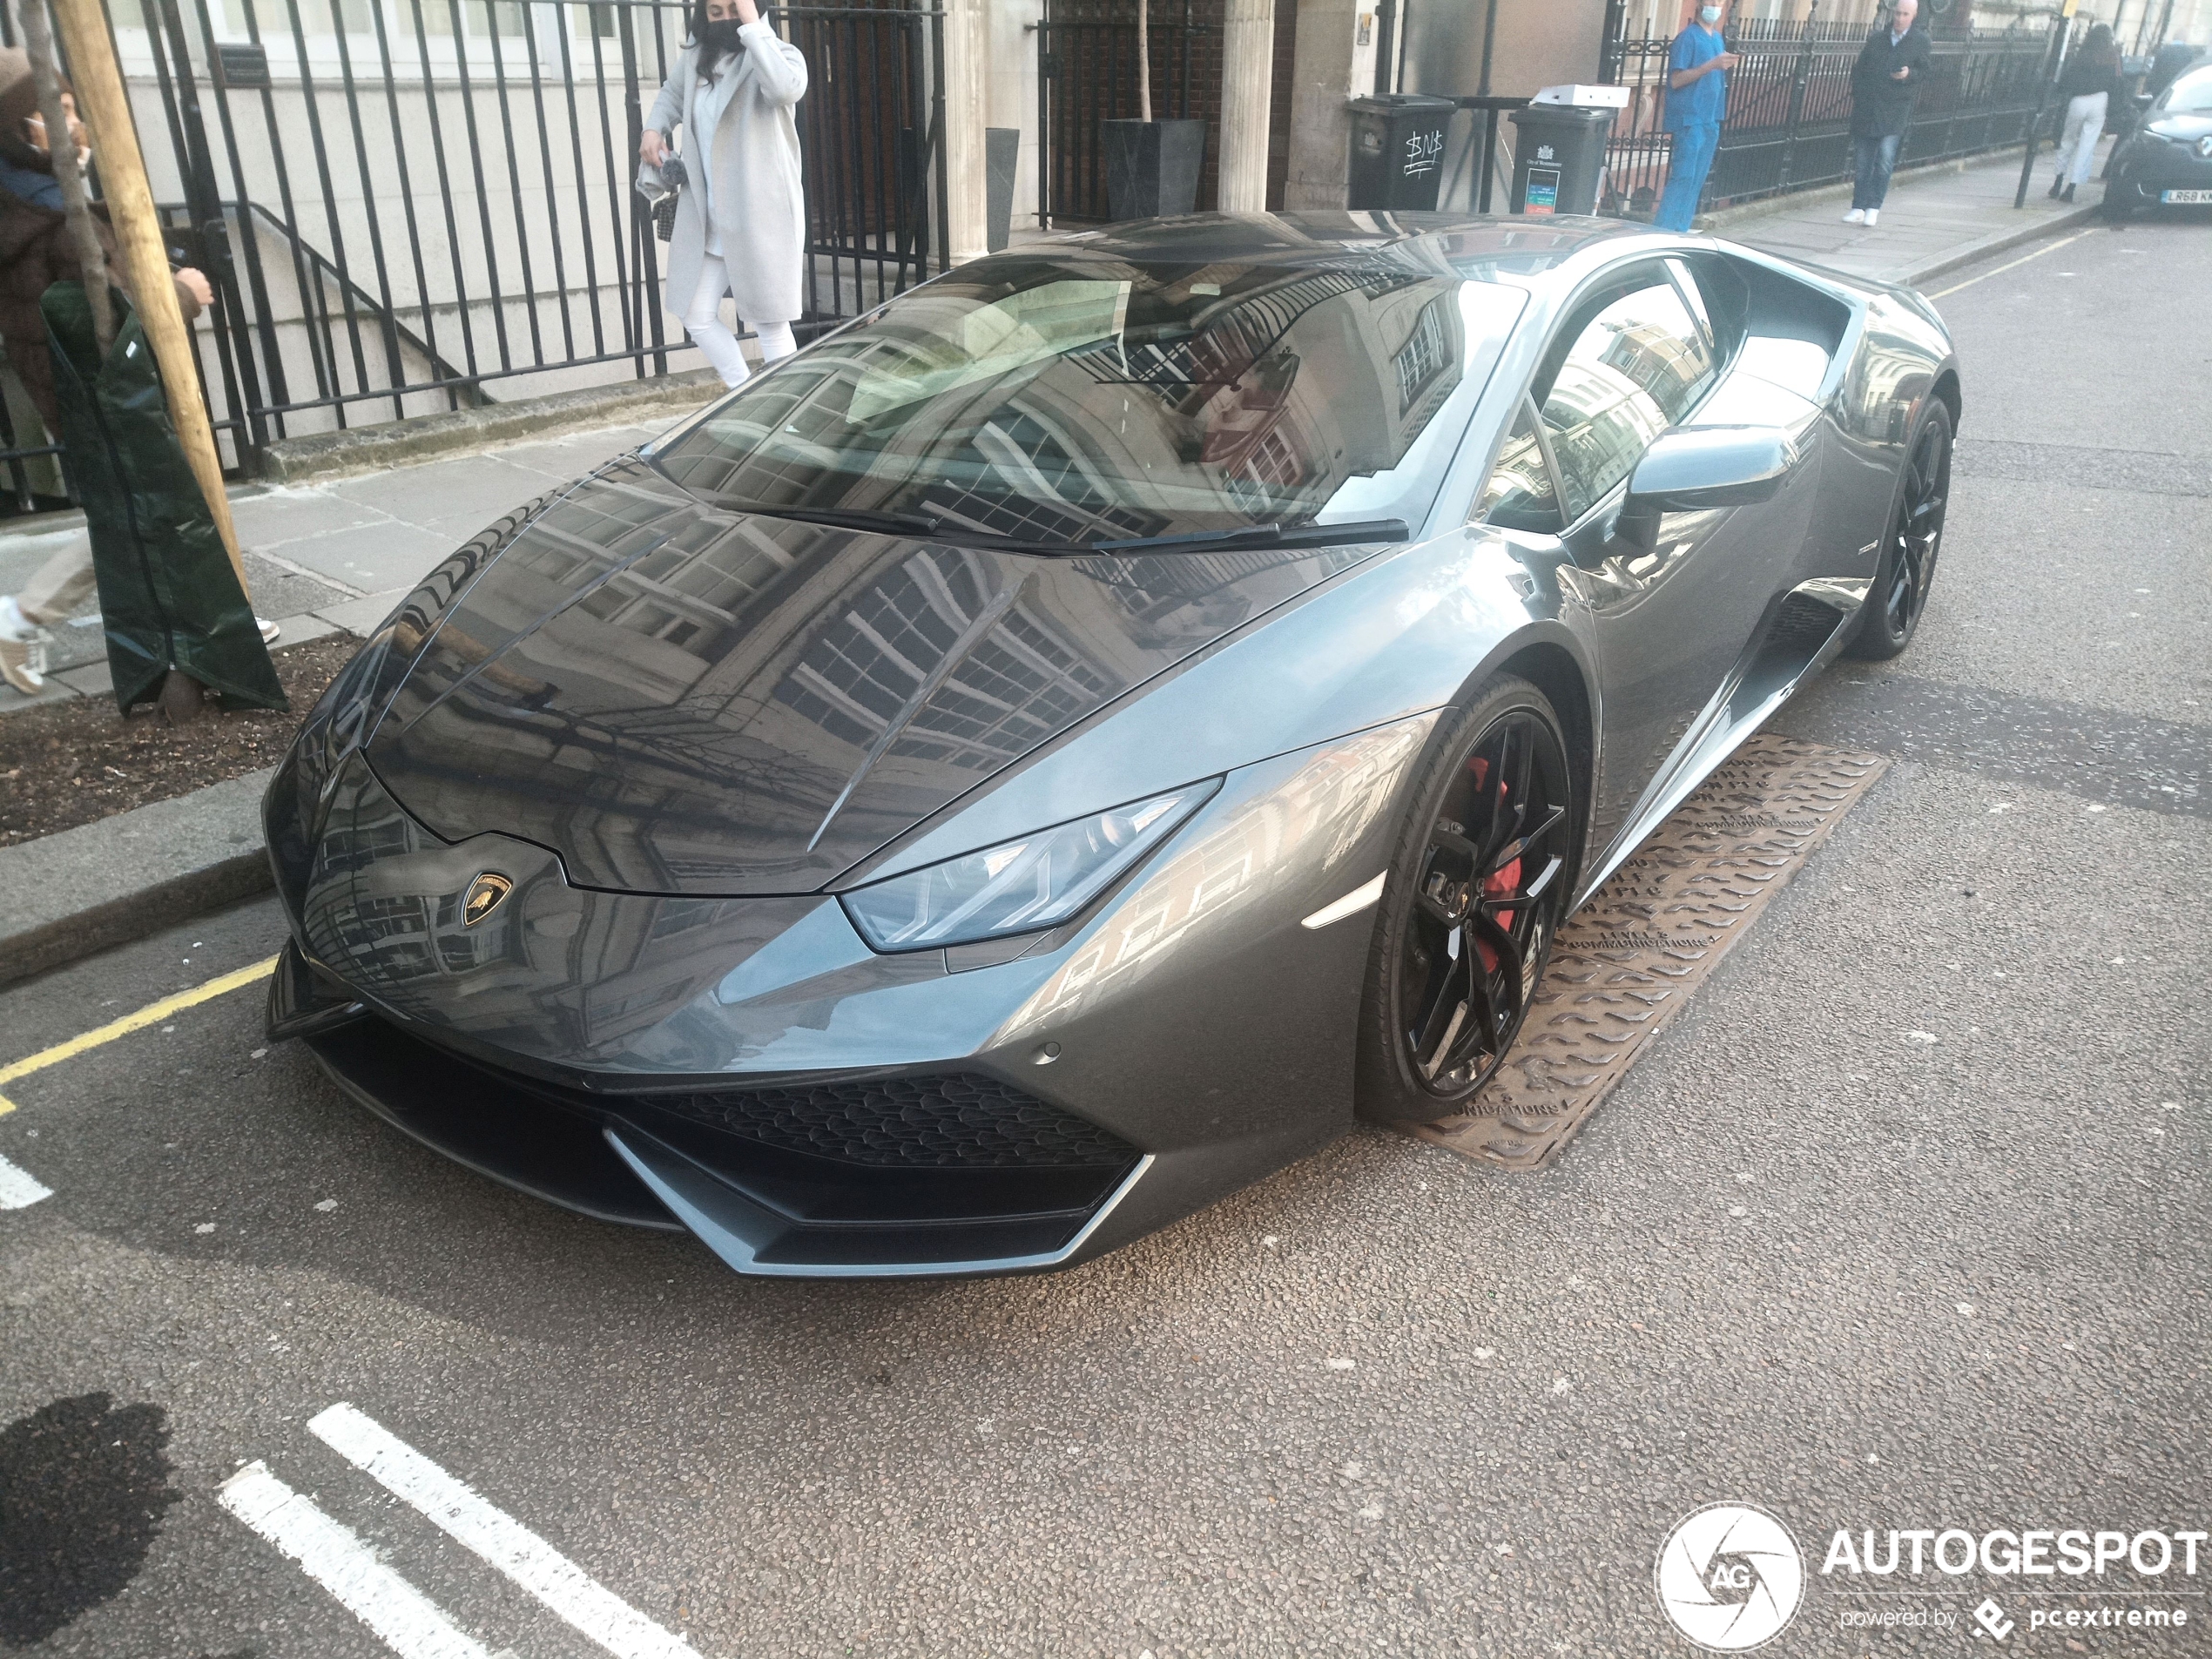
{"left": 0, "top": 595, "right": 51, "bottom": 695}
{"left": 1843, "top": 207, "right": 1866, "bottom": 225}
{"left": 1863, "top": 209, "right": 1879, "bottom": 227}
{"left": 257, "top": 615, "right": 281, "bottom": 645}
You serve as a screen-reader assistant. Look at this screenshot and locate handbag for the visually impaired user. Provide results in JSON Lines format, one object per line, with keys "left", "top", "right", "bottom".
{"left": 636, "top": 152, "right": 688, "bottom": 243}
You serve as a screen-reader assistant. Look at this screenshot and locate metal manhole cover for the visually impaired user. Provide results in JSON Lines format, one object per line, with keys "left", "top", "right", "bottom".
{"left": 1406, "top": 732, "right": 1889, "bottom": 1172}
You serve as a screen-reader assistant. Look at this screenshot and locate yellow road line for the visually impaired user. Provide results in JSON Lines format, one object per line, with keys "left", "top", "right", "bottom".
{"left": 1927, "top": 226, "right": 2098, "bottom": 300}
{"left": 0, "top": 954, "right": 279, "bottom": 1115}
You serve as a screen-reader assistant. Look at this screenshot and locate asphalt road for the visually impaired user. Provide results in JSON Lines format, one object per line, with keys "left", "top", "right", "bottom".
{"left": 3, "top": 216, "right": 2207, "bottom": 1659}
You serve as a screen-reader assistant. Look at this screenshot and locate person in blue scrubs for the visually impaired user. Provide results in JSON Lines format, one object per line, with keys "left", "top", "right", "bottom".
{"left": 1657, "top": 3, "right": 1738, "bottom": 232}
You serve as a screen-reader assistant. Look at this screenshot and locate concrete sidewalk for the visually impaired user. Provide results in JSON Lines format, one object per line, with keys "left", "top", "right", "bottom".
{"left": 1712, "top": 139, "right": 2107, "bottom": 287}
{"left": 0, "top": 415, "right": 679, "bottom": 712}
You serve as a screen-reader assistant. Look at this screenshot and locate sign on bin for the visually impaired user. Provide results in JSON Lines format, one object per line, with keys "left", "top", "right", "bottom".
{"left": 1507, "top": 104, "right": 1615, "bottom": 218}
{"left": 1525, "top": 147, "right": 1561, "bottom": 215}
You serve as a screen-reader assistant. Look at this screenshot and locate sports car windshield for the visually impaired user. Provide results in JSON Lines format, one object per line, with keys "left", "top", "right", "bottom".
{"left": 653, "top": 257, "right": 1527, "bottom": 550}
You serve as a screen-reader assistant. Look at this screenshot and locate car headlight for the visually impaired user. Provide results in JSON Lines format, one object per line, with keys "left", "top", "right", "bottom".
{"left": 840, "top": 783, "right": 1220, "bottom": 952}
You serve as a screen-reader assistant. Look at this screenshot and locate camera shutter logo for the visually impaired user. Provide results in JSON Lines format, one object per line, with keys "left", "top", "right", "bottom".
{"left": 1654, "top": 1502, "right": 1804, "bottom": 1651}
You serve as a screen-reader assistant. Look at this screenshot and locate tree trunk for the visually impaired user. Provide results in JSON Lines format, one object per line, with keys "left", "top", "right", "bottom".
{"left": 1137, "top": 0, "right": 1153, "bottom": 125}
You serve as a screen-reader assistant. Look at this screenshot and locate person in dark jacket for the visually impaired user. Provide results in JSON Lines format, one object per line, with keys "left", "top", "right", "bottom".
{"left": 2048, "top": 24, "right": 2121, "bottom": 202}
{"left": 1844, "top": 0, "right": 1933, "bottom": 227}
{"left": 0, "top": 47, "right": 253, "bottom": 697}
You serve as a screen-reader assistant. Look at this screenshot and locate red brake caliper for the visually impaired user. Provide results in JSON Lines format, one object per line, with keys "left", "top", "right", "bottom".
{"left": 1467, "top": 757, "right": 1520, "bottom": 974}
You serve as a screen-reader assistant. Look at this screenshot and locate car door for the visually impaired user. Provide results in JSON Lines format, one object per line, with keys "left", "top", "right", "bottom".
{"left": 1474, "top": 259, "right": 1798, "bottom": 863}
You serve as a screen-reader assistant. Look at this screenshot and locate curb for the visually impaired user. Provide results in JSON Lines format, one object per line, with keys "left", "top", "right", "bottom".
{"left": 1898, "top": 199, "right": 2103, "bottom": 288}
{"left": 0, "top": 769, "right": 276, "bottom": 988}
{"left": 257, "top": 368, "right": 729, "bottom": 485}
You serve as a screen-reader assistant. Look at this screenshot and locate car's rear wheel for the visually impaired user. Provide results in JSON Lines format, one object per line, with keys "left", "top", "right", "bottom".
{"left": 1848, "top": 400, "right": 1952, "bottom": 661}
{"left": 1355, "top": 677, "right": 1576, "bottom": 1124}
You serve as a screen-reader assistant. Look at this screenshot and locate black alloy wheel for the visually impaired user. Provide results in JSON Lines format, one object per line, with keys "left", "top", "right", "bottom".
{"left": 1357, "top": 677, "right": 1576, "bottom": 1123}
{"left": 1849, "top": 401, "right": 1952, "bottom": 661}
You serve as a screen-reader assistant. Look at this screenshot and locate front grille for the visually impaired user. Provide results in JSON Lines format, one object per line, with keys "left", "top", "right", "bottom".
{"left": 644, "top": 1074, "right": 1138, "bottom": 1170}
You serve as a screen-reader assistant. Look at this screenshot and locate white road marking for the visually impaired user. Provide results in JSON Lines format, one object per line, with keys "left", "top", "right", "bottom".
{"left": 1300, "top": 870, "right": 1388, "bottom": 930}
{"left": 0, "top": 1152, "right": 52, "bottom": 1208}
{"left": 310, "top": 1403, "right": 703, "bottom": 1659}
{"left": 1926, "top": 226, "right": 2096, "bottom": 300}
{"left": 216, "top": 1461, "right": 492, "bottom": 1659}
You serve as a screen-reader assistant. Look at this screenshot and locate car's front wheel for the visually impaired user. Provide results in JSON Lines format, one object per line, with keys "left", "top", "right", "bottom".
{"left": 1355, "top": 676, "right": 1577, "bottom": 1124}
{"left": 1848, "top": 399, "right": 1952, "bottom": 661}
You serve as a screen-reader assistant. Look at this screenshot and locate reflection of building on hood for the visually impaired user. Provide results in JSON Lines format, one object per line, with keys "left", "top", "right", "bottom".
{"left": 0, "top": 48, "right": 60, "bottom": 174}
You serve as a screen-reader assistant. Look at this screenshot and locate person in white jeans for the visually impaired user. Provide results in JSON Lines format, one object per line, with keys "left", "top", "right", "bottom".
{"left": 643, "top": 0, "right": 808, "bottom": 390}
{"left": 2056, "top": 90, "right": 2108, "bottom": 192}
{"left": 682, "top": 256, "right": 795, "bottom": 388}
{"left": 2047, "top": 23, "right": 2120, "bottom": 203}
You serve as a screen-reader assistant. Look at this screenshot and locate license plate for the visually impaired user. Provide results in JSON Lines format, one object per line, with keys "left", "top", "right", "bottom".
{"left": 2161, "top": 188, "right": 2212, "bottom": 203}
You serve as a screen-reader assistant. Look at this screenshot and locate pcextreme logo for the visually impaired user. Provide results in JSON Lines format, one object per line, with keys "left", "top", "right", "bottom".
{"left": 1655, "top": 1502, "right": 1806, "bottom": 1651}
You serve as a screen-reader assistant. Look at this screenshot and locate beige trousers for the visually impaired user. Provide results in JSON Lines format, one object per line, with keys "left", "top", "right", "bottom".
{"left": 17, "top": 536, "right": 96, "bottom": 625}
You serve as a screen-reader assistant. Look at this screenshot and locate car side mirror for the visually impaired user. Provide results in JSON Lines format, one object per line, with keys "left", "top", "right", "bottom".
{"left": 1613, "top": 425, "right": 1798, "bottom": 553}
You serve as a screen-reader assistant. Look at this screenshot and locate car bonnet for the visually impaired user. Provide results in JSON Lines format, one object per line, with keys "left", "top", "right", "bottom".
{"left": 363, "top": 458, "right": 1379, "bottom": 894}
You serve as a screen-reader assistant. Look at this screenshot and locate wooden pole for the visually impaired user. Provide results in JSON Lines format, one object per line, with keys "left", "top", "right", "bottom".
{"left": 1137, "top": 0, "right": 1153, "bottom": 125}
{"left": 14, "top": 0, "right": 113, "bottom": 356}
{"left": 47, "top": 0, "right": 249, "bottom": 595}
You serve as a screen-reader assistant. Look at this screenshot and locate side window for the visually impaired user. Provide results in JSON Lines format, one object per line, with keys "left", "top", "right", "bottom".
{"left": 1539, "top": 278, "right": 1717, "bottom": 522}
{"left": 1476, "top": 395, "right": 1562, "bottom": 533}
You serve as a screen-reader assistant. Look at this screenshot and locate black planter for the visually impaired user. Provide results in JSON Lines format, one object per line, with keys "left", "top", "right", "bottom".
{"left": 1102, "top": 118, "right": 1207, "bottom": 219}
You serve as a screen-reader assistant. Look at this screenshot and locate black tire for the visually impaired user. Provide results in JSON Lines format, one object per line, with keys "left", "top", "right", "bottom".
{"left": 1847, "top": 399, "right": 1952, "bottom": 662}
{"left": 1355, "top": 676, "right": 1578, "bottom": 1124}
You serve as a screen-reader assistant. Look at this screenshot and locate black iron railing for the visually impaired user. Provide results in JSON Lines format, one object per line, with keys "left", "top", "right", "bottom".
{"left": 0, "top": 0, "right": 947, "bottom": 502}
{"left": 1595, "top": 4, "right": 2060, "bottom": 219}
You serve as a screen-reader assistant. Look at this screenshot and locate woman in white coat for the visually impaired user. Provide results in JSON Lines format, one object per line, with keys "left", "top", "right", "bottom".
{"left": 641, "top": 0, "right": 807, "bottom": 387}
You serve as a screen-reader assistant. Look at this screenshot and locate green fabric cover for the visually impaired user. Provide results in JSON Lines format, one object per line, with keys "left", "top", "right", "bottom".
{"left": 41, "top": 280, "right": 286, "bottom": 713}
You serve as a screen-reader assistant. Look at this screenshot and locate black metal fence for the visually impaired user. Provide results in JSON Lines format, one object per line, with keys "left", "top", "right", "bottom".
{"left": 1596, "top": 5, "right": 2059, "bottom": 219}
{"left": 0, "top": 0, "right": 947, "bottom": 503}
{"left": 1035, "top": 0, "right": 1220, "bottom": 224}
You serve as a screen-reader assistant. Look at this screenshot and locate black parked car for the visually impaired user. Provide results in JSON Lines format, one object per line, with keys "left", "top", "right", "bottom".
{"left": 2103, "top": 64, "right": 2212, "bottom": 217}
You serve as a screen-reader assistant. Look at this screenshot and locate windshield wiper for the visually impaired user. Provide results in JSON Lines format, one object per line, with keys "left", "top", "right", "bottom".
{"left": 714, "top": 502, "right": 1070, "bottom": 554}
{"left": 723, "top": 503, "right": 950, "bottom": 537}
{"left": 1089, "top": 518, "right": 1412, "bottom": 555}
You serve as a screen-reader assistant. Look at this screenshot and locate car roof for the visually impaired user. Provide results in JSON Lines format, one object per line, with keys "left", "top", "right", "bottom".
{"left": 1008, "top": 212, "right": 1659, "bottom": 284}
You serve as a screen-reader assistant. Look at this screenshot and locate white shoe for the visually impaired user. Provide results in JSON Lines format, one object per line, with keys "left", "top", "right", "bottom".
{"left": 1863, "top": 209, "right": 1879, "bottom": 227}
{"left": 0, "top": 596, "right": 51, "bottom": 695}
{"left": 1843, "top": 207, "right": 1866, "bottom": 225}
{"left": 257, "top": 616, "right": 281, "bottom": 644}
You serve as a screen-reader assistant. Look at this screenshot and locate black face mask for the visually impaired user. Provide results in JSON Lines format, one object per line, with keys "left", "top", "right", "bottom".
{"left": 703, "top": 18, "right": 744, "bottom": 52}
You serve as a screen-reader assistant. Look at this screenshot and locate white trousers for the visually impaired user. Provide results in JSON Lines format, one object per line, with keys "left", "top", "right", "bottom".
{"left": 684, "top": 256, "right": 798, "bottom": 388}
{"left": 2059, "top": 91, "right": 2107, "bottom": 187}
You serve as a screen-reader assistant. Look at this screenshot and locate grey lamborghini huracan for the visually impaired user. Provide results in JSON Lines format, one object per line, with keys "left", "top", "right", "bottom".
{"left": 264, "top": 212, "right": 1959, "bottom": 1278}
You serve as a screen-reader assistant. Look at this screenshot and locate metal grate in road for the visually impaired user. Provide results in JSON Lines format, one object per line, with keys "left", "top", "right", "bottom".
{"left": 1409, "top": 732, "right": 1888, "bottom": 1172}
